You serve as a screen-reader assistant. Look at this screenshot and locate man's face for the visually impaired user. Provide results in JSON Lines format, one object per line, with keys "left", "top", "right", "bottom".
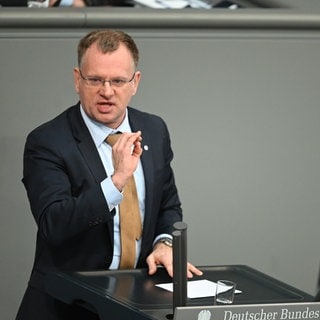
{"left": 74, "top": 42, "right": 141, "bottom": 128}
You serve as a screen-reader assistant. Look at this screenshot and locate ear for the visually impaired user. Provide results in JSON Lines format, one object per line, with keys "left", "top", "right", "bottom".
{"left": 132, "top": 71, "right": 141, "bottom": 96}
{"left": 73, "top": 67, "right": 81, "bottom": 94}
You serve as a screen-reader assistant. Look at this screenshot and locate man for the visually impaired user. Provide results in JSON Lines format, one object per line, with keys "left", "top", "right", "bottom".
{"left": 16, "top": 30, "right": 202, "bottom": 320}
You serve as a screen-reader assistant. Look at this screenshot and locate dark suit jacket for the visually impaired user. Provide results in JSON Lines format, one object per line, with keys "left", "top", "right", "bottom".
{"left": 16, "top": 103, "right": 182, "bottom": 319}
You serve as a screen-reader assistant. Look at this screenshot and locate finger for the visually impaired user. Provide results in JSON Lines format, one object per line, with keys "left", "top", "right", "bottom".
{"left": 165, "top": 264, "right": 174, "bottom": 278}
{"left": 125, "top": 131, "right": 142, "bottom": 143}
{"left": 187, "top": 262, "right": 203, "bottom": 278}
{"left": 146, "top": 255, "right": 158, "bottom": 275}
{"left": 132, "top": 141, "right": 143, "bottom": 157}
{"left": 156, "top": 256, "right": 173, "bottom": 278}
{"left": 118, "top": 132, "right": 142, "bottom": 152}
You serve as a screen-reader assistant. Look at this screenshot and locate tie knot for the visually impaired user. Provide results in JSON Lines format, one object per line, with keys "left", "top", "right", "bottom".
{"left": 106, "top": 133, "right": 122, "bottom": 146}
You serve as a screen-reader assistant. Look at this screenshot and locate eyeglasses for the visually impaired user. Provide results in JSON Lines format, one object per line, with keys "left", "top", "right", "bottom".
{"left": 79, "top": 69, "right": 136, "bottom": 88}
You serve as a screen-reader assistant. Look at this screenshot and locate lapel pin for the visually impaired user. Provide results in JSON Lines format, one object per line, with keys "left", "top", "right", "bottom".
{"left": 144, "top": 145, "right": 149, "bottom": 151}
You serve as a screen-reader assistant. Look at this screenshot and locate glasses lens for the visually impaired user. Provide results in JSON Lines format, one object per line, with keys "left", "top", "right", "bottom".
{"left": 80, "top": 70, "right": 135, "bottom": 88}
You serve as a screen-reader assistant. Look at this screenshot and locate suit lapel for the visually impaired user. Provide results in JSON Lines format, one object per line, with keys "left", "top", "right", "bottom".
{"left": 67, "top": 104, "right": 107, "bottom": 183}
{"left": 128, "top": 108, "right": 155, "bottom": 243}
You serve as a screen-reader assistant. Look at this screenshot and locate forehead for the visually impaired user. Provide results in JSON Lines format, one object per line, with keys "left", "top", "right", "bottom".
{"left": 81, "top": 42, "right": 135, "bottom": 73}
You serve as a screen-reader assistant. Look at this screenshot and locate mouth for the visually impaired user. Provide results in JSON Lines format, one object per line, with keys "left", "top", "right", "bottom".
{"left": 97, "top": 101, "right": 115, "bottom": 112}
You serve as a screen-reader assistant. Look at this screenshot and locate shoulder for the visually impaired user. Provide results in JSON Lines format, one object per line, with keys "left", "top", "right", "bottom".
{"left": 26, "top": 104, "right": 80, "bottom": 144}
{"left": 127, "top": 107, "right": 168, "bottom": 130}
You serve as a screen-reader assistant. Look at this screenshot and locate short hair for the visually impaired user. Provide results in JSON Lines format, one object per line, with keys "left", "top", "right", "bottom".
{"left": 77, "top": 29, "right": 139, "bottom": 68}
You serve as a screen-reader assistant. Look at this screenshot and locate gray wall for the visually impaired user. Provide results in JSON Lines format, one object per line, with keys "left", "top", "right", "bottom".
{"left": 1, "top": 5, "right": 320, "bottom": 319}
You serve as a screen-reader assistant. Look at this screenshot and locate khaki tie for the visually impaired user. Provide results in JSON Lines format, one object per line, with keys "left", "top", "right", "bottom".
{"left": 106, "top": 133, "right": 142, "bottom": 269}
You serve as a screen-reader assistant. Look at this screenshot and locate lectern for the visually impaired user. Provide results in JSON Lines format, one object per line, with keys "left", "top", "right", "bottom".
{"left": 45, "top": 265, "right": 313, "bottom": 320}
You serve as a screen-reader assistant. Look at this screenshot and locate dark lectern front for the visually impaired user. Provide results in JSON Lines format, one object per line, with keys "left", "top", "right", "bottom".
{"left": 45, "top": 265, "right": 313, "bottom": 320}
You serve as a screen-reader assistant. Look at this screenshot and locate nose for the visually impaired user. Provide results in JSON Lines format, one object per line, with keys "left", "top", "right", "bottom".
{"left": 99, "top": 81, "right": 114, "bottom": 96}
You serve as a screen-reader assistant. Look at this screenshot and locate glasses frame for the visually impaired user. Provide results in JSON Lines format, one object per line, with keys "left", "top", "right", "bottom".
{"left": 79, "top": 69, "right": 136, "bottom": 88}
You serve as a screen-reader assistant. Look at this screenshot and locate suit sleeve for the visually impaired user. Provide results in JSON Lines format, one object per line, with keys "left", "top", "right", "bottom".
{"left": 22, "top": 126, "right": 112, "bottom": 247}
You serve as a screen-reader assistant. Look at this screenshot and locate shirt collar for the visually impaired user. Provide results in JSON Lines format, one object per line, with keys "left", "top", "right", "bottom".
{"left": 80, "top": 105, "right": 131, "bottom": 148}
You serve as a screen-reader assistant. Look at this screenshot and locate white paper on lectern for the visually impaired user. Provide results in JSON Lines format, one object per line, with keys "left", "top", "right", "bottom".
{"left": 156, "top": 279, "right": 242, "bottom": 299}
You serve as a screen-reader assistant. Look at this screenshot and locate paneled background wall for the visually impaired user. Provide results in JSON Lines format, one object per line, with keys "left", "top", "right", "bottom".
{"left": 1, "top": 4, "right": 320, "bottom": 319}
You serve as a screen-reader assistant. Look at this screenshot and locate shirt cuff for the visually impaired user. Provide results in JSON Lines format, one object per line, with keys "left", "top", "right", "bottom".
{"left": 59, "top": 0, "right": 73, "bottom": 6}
{"left": 153, "top": 234, "right": 173, "bottom": 247}
{"left": 101, "top": 176, "right": 123, "bottom": 212}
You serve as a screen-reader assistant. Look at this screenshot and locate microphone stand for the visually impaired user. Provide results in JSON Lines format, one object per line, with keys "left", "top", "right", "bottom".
{"left": 172, "top": 221, "right": 188, "bottom": 315}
